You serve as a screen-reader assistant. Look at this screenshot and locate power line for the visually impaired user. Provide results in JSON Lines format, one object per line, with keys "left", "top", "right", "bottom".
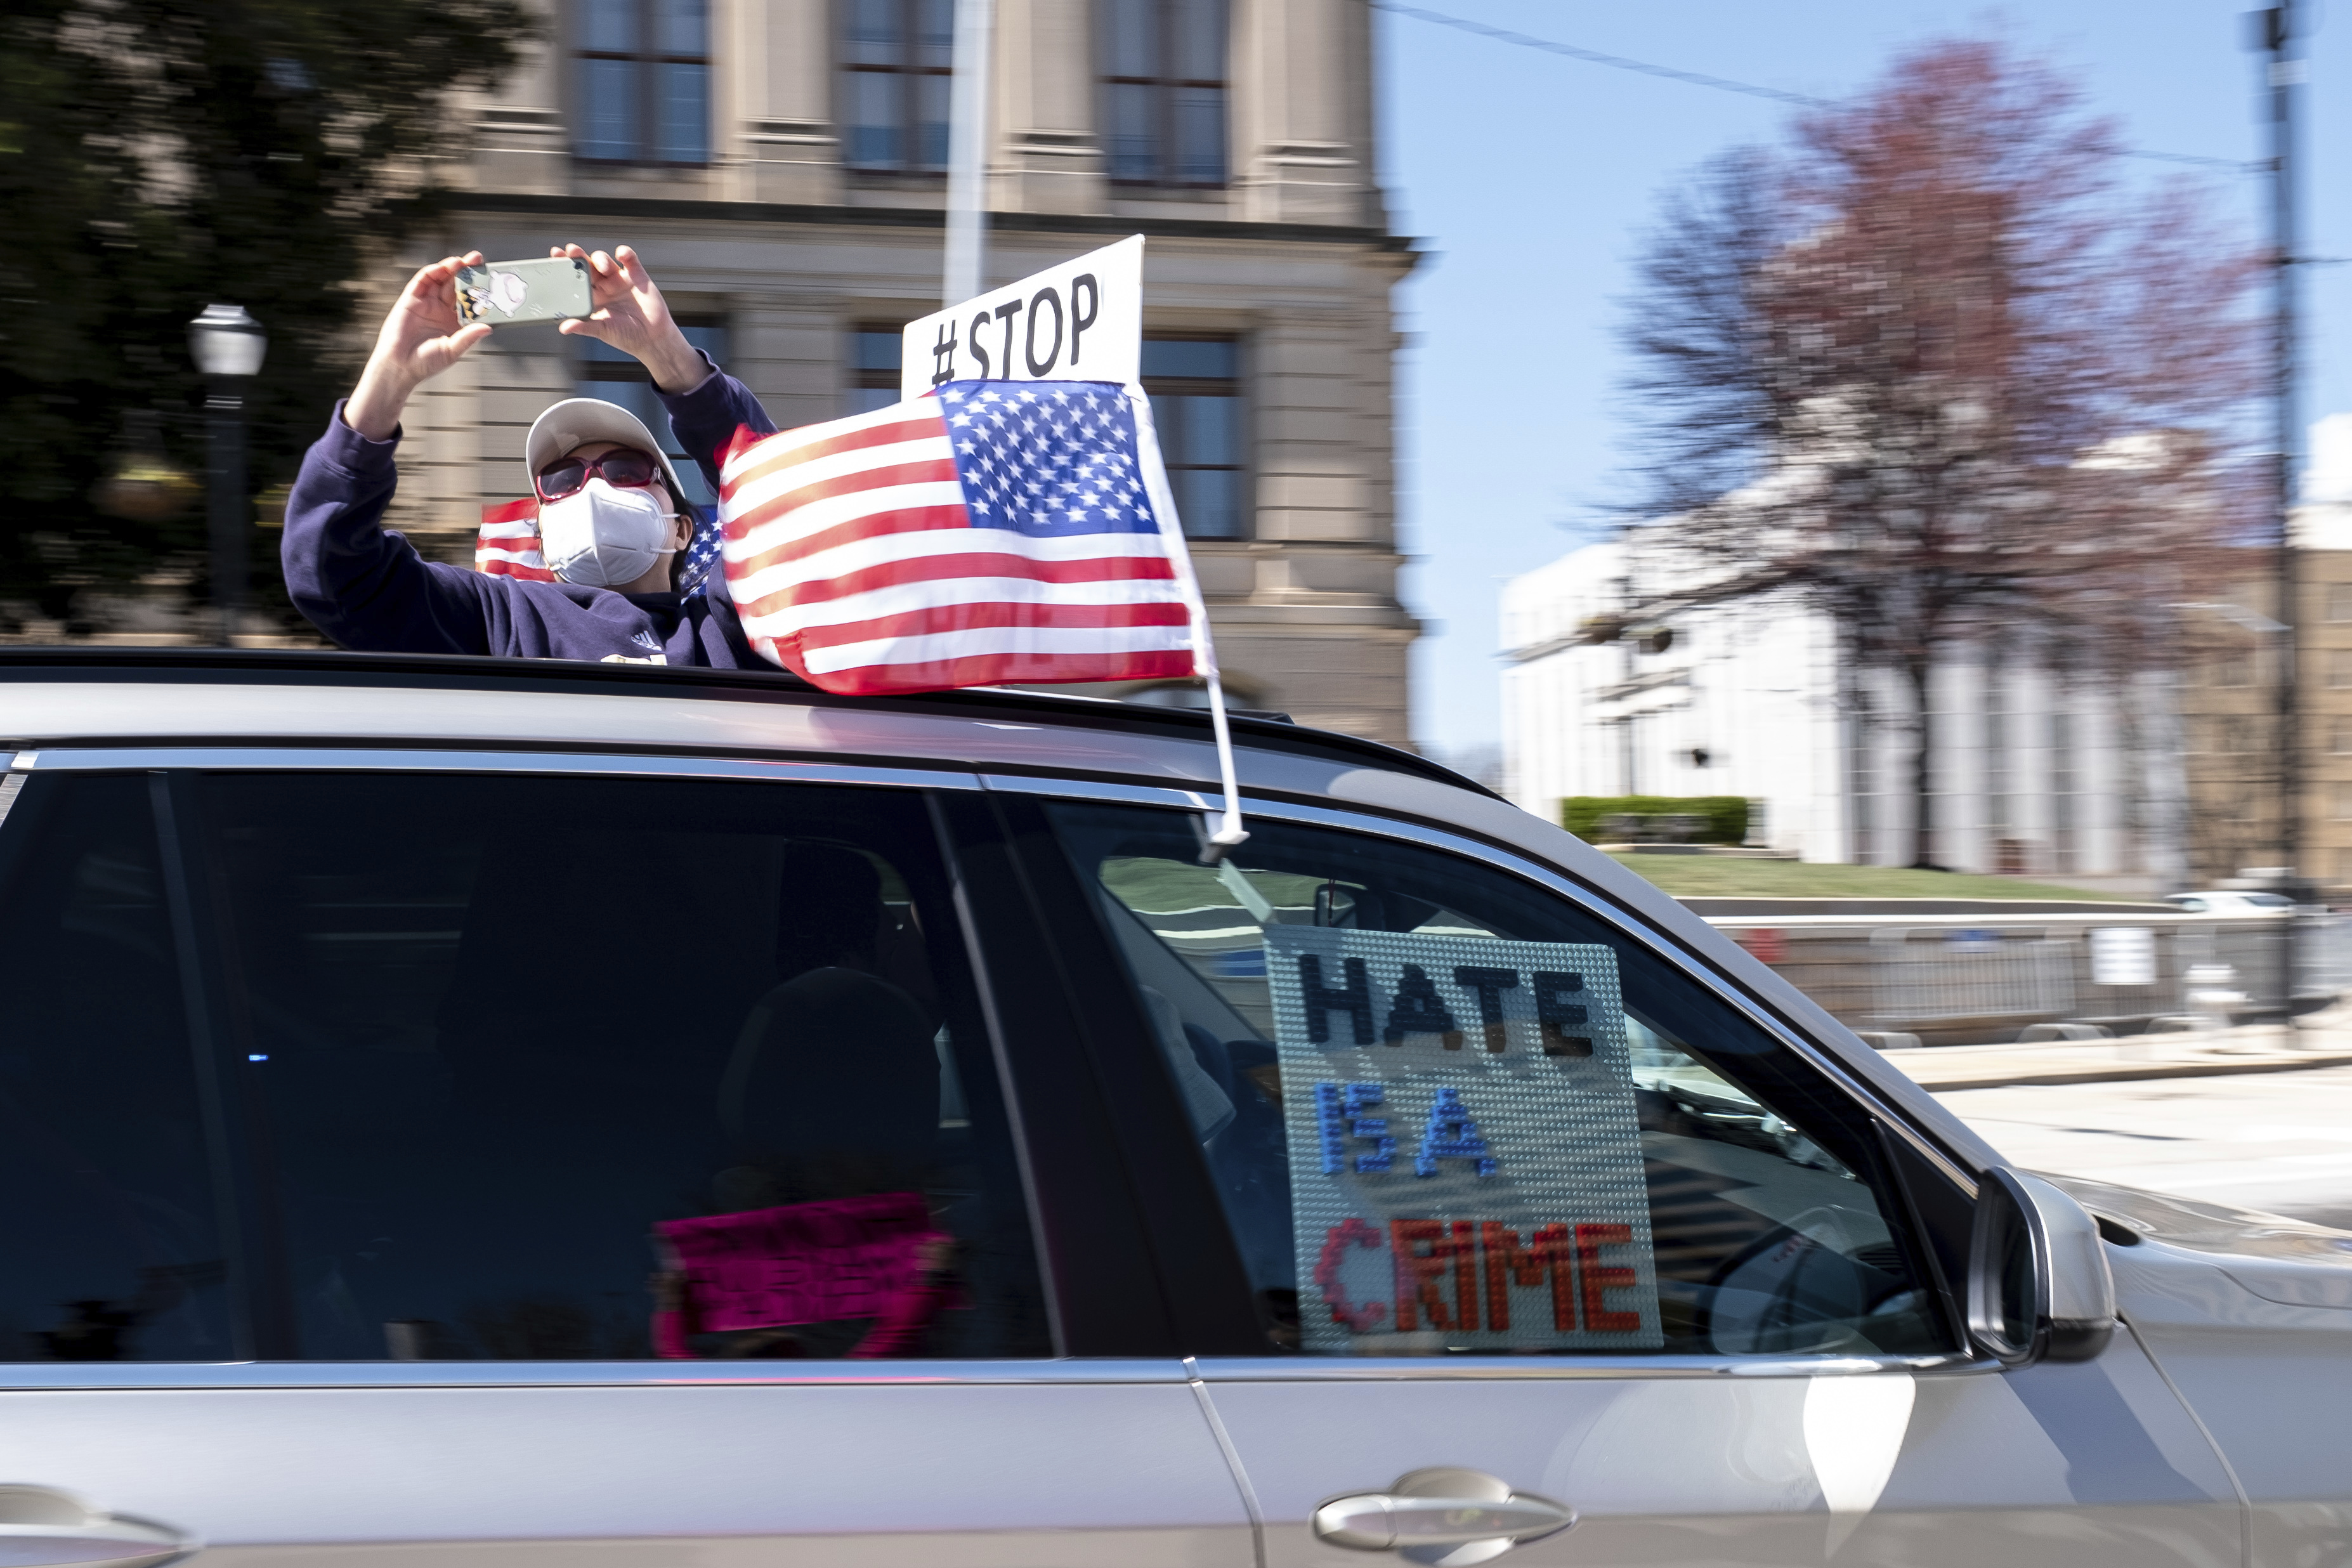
{"left": 2118, "top": 149, "right": 2260, "bottom": 171}
{"left": 1368, "top": 0, "right": 1826, "bottom": 108}
{"left": 1369, "top": 0, "right": 2259, "bottom": 174}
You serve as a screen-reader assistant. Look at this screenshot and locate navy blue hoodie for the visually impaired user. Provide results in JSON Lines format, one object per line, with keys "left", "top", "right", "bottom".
{"left": 281, "top": 358, "right": 778, "bottom": 665}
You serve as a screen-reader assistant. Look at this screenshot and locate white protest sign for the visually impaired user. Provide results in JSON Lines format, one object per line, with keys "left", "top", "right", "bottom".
{"left": 2089, "top": 926, "right": 2157, "bottom": 987}
{"left": 1263, "top": 925, "right": 1662, "bottom": 1354}
{"left": 900, "top": 235, "right": 1144, "bottom": 398}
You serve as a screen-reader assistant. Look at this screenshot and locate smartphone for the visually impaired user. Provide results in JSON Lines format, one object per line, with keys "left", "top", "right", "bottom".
{"left": 454, "top": 257, "right": 592, "bottom": 327}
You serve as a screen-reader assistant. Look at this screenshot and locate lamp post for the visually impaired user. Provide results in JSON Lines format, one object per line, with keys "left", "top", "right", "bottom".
{"left": 187, "top": 303, "right": 268, "bottom": 644}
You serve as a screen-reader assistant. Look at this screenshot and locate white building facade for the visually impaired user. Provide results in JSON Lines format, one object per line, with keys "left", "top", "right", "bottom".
{"left": 1501, "top": 533, "right": 2184, "bottom": 885}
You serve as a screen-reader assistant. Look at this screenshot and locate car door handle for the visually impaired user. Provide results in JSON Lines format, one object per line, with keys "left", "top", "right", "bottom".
{"left": 0, "top": 1487, "right": 188, "bottom": 1568}
{"left": 1312, "top": 1468, "right": 1576, "bottom": 1564}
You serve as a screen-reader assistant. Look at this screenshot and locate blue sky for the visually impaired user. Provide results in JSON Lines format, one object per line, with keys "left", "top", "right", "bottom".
{"left": 1381, "top": 1, "right": 2352, "bottom": 757}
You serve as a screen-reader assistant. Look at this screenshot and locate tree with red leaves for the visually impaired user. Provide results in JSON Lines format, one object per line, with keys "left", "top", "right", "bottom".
{"left": 1619, "top": 39, "right": 2260, "bottom": 870}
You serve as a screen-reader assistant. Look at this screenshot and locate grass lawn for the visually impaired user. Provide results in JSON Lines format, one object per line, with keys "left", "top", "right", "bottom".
{"left": 1604, "top": 853, "right": 2147, "bottom": 901}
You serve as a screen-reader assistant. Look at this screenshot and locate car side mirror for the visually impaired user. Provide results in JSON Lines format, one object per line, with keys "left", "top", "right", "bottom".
{"left": 1967, "top": 1168, "right": 2116, "bottom": 1366}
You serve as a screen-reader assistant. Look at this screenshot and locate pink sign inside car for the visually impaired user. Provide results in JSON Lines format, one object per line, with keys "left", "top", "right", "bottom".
{"left": 657, "top": 1192, "right": 944, "bottom": 1331}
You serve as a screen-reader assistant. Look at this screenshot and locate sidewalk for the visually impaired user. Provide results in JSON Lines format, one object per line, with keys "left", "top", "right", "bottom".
{"left": 1881, "top": 1017, "right": 2352, "bottom": 1091}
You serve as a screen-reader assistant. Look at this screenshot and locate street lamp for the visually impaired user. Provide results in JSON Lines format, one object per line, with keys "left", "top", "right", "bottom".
{"left": 187, "top": 303, "right": 268, "bottom": 644}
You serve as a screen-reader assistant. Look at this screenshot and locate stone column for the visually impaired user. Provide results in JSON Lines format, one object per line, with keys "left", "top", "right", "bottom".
{"left": 725, "top": 0, "right": 843, "bottom": 204}
{"left": 466, "top": 0, "right": 569, "bottom": 197}
{"left": 1229, "top": 0, "right": 1372, "bottom": 225}
{"left": 1250, "top": 313, "right": 1382, "bottom": 544}
{"left": 988, "top": 0, "right": 1108, "bottom": 214}
{"left": 1217, "top": 275, "right": 1414, "bottom": 742}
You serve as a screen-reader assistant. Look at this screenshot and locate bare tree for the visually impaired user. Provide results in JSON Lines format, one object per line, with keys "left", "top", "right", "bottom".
{"left": 1618, "top": 39, "right": 2259, "bottom": 868}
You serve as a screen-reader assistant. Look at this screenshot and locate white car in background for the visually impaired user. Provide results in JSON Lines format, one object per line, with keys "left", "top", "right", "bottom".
{"left": 0, "top": 648, "right": 2346, "bottom": 1568}
{"left": 2165, "top": 891, "right": 2295, "bottom": 914}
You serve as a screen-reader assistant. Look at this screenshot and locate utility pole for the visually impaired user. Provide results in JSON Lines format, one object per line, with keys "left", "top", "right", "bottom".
{"left": 2256, "top": 3, "right": 2308, "bottom": 1017}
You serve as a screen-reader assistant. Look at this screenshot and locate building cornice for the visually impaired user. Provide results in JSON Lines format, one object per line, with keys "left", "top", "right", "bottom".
{"left": 417, "top": 188, "right": 1421, "bottom": 260}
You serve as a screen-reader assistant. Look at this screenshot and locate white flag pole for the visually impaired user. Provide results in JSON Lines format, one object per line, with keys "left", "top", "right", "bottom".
{"left": 1198, "top": 667, "right": 1250, "bottom": 859}
{"left": 1127, "top": 388, "right": 1248, "bottom": 861}
{"left": 944, "top": 0, "right": 994, "bottom": 306}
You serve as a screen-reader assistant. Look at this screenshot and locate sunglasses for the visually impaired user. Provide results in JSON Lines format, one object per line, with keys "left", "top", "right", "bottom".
{"left": 535, "top": 449, "right": 663, "bottom": 502}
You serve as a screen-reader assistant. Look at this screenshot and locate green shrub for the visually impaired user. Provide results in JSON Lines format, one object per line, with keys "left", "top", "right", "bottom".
{"left": 1562, "top": 795, "right": 1750, "bottom": 845}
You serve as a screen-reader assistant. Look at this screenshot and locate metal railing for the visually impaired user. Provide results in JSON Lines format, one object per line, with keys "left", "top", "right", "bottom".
{"left": 1708, "top": 911, "right": 2348, "bottom": 1046}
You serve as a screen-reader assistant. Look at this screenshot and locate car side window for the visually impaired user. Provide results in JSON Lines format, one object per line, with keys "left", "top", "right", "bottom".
{"left": 0, "top": 774, "right": 234, "bottom": 1361}
{"left": 1047, "top": 802, "right": 1952, "bottom": 1359}
{"left": 189, "top": 771, "right": 1048, "bottom": 1361}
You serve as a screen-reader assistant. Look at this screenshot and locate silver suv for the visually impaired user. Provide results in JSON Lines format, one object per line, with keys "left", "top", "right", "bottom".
{"left": 0, "top": 649, "right": 2342, "bottom": 1568}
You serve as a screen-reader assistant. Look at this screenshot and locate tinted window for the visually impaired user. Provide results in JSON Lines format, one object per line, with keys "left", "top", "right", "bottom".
{"left": 1050, "top": 803, "right": 1950, "bottom": 1359}
{"left": 193, "top": 772, "right": 1047, "bottom": 1361}
{"left": 0, "top": 774, "right": 232, "bottom": 1361}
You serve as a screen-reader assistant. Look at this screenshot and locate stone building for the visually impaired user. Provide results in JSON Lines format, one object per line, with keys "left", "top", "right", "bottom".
{"left": 379, "top": 0, "right": 1418, "bottom": 740}
{"left": 1502, "top": 531, "right": 2183, "bottom": 887}
{"left": 2173, "top": 420, "right": 2352, "bottom": 898}
{"left": 2300, "top": 545, "right": 2352, "bottom": 897}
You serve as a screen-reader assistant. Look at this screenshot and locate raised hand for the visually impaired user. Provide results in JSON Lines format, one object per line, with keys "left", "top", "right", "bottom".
{"left": 551, "top": 243, "right": 707, "bottom": 393}
{"left": 343, "top": 253, "right": 492, "bottom": 441}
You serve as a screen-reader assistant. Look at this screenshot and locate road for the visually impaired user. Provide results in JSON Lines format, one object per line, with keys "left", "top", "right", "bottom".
{"left": 1937, "top": 1063, "right": 2352, "bottom": 1230}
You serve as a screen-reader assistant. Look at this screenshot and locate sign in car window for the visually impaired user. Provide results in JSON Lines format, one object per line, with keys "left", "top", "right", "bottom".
{"left": 1265, "top": 927, "right": 1661, "bottom": 1352}
{"left": 655, "top": 1192, "right": 950, "bottom": 1333}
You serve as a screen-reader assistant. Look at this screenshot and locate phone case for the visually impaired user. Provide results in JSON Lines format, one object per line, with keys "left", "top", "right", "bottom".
{"left": 455, "top": 258, "right": 592, "bottom": 327}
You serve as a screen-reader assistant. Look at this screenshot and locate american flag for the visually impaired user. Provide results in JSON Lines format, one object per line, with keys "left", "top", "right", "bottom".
{"left": 715, "top": 381, "right": 1203, "bottom": 694}
{"left": 475, "top": 497, "right": 551, "bottom": 581}
{"left": 474, "top": 498, "right": 724, "bottom": 598}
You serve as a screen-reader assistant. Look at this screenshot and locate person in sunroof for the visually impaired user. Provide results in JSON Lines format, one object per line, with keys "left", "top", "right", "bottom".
{"left": 280, "top": 243, "right": 785, "bottom": 666}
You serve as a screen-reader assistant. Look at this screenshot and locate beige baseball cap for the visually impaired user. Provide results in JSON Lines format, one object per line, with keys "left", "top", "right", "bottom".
{"left": 524, "top": 398, "right": 691, "bottom": 507}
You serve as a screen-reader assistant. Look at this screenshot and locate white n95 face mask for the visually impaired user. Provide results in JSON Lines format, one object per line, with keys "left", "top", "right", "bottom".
{"left": 539, "top": 478, "right": 677, "bottom": 589}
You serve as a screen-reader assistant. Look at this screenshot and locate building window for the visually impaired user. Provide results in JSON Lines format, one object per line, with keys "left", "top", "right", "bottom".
{"left": 1143, "top": 336, "right": 1243, "bottom": 539}
{"left": 2330, "top": 583, "right": 2352, "bottom": 623}
{"left": 2215, "top": 651, "right": 2253, "bottom": 689}
{"left": 2332, "top": 649, "right": 2352, "bottom": 690}
{"left": 2336, "top": 782, "right": 2352, "bottom": 822}
{"left": 2334, "top": 719, "right": 2352, "bottom": 755}
{"left": 848, "top": 326, "right": 906, "bottom": 415}
{"left": 578, "top": 0, "right": 710, "bottom": 164}
{"left": 1102, "top": 0, "right": 1228, "bottom": 185}
{"left": 574, "top": 319, "right": 730, "bottom": 509}
{"left": 844, "top": 0, "right": 952, "bottom": 172}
